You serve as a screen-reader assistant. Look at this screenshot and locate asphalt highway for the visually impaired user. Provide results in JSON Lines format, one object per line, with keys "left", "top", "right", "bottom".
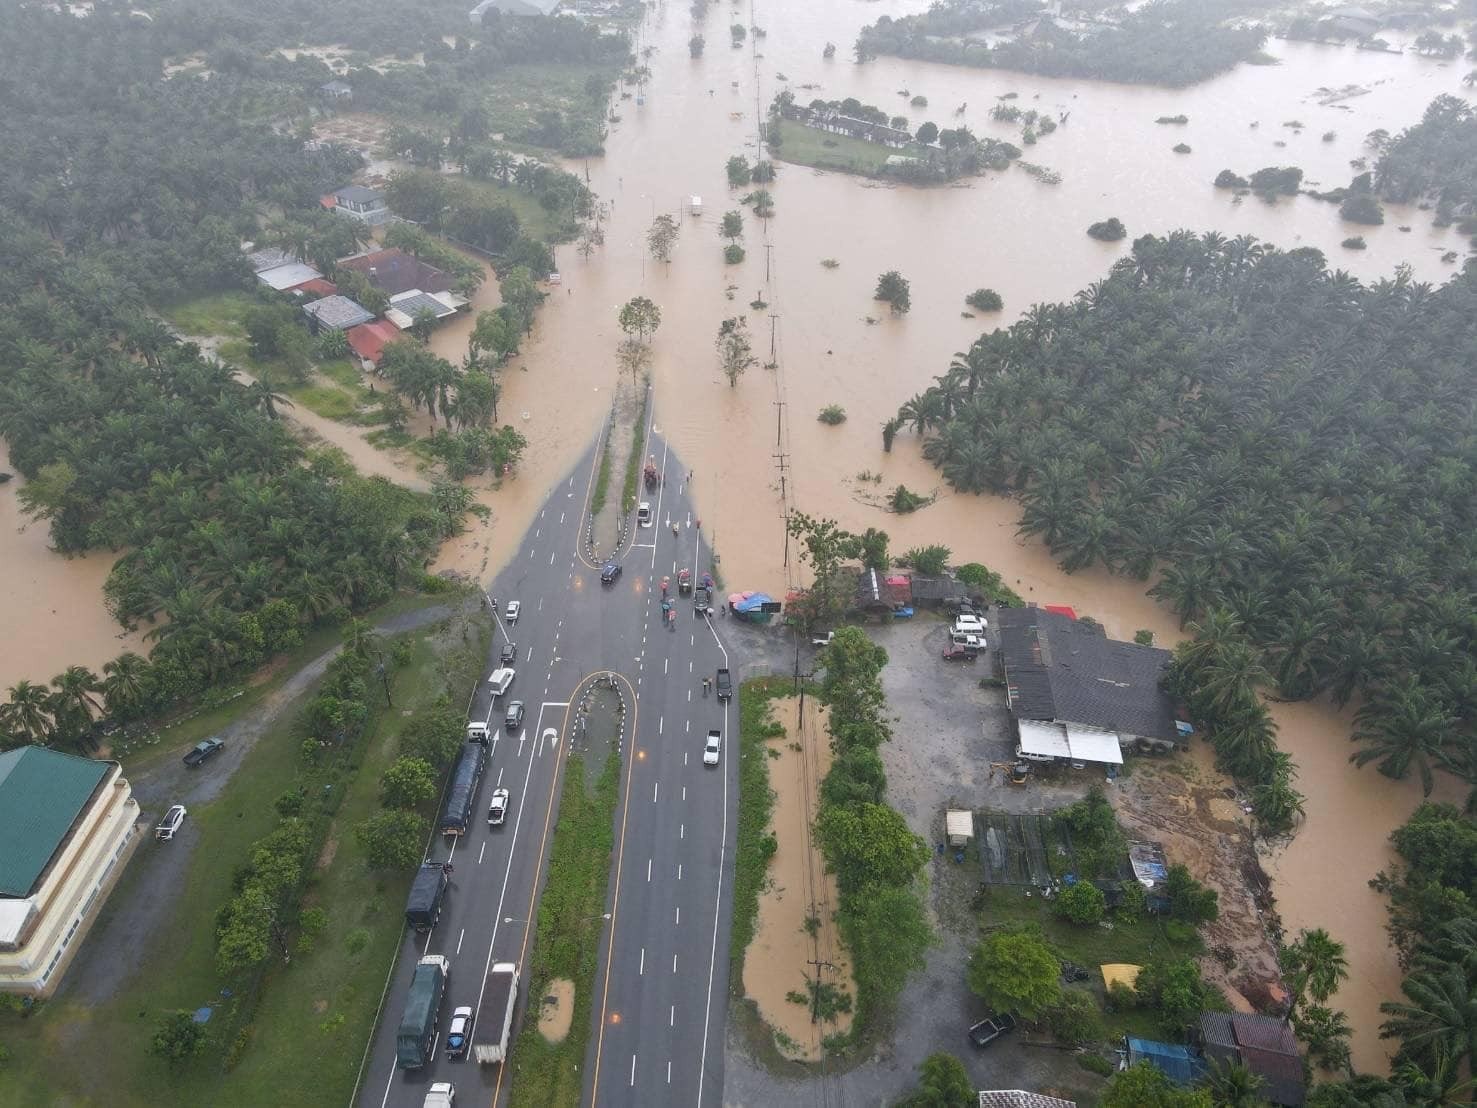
{"left": 356, "top": 402, "right": 736, "bottom": 1108}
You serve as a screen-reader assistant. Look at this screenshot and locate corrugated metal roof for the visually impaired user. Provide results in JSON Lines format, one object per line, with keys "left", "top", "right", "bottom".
{"left": 0, "top": 748, "right": 111, "bottom": 897}
{"left": 256, "top": 262, "right": 323, "bottom": 291}
{"left": 977, "top": 1093, "right": 1076, "bottom": 1108}
{"left": 302, "top": 295, "right": 374, "bottom": 332}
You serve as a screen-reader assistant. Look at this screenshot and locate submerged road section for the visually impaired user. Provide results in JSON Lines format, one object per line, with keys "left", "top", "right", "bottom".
{"left": 355, "top": 411, "right": 736, "bottom": 1108}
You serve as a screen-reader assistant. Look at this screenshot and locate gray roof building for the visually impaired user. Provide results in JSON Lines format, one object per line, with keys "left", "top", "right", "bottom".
{"left": 995, "top": 606, "right": 1178, "bottom": 744}
{"left": 302, "top": 294, "right": 375, "bottom": 332}
{"left": 246, "top": 246, "right": 296, "bottom": 274}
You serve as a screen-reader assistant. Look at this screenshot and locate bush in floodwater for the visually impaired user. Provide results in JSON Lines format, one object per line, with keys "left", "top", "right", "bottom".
{"left": 1341, "top": 236, "right": 1367, "bottom": 250}
{"left": 910, "top": 94, "right": 928, "bottom": 107}
{"left": 966, "top": 288, "right": 1003, "bottom": 311}
{"left": 1087, "top": 217, "right": 1127, "bottom": 241}
{"left": 1155, "top": 114, "right": 1189, "bottom": 124}
{"left": 1339, "top": 192, "right": 1384, "bottom": 225}
{"left": 723, "top": 243, "right": 745, "bottom": 264}
{"left": 818, "top": 404, "right": 847, "bottom": 425}
{"left": 820, "top": 258, "right": 839, "bottom": 269}
{"left": 1214, "top": 169, "right": 1249, "bottom": 189}
{"left": 1173, "top": 143, "right": 1192, "bottom": 154}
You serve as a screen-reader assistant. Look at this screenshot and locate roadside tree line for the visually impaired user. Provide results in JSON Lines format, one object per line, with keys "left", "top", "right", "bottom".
{"left": 813, "top": 628, "right": 933, "bottom": 1040}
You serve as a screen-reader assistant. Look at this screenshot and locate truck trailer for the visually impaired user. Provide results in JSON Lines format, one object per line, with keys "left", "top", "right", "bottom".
{"left": 473, "top": 962, "right": 520, "bottom": 1065}
{"left": 404, "top": 862, "right": 451, "bottom": 933}
{"left": 396, "top": 954, "right": 450, "bottom": 1069}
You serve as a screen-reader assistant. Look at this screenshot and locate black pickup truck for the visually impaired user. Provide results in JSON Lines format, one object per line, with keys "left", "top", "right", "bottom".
{"left": 967, "top": 1012, "right": 1017, "bottom": 1048}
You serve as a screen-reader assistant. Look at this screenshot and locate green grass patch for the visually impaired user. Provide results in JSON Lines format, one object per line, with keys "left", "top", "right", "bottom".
{"left": 771, "top": 119, "right": 926, "bottom": 177}
{"left": 291, "top": 385, "right": 359, "bottom": 421}
{"left": 474, "top": 62, "right": 620, "bottom": 157}
{"left": 453, "top": 175, "right": 564, "bottom": 244}
{"left": 619, "top": 385, "right": 650, "bottom": 515}
{"left": 365, "top": 428, "right": 416, "bottom": 450}
{"left": 0, "top": 597, "right": 483, "bottom": 1108}
{"left": 507, "top": 750, "right": 621, "bottom": 1108}
{"left": 729, "top": 678, "right": 795, "bottom": 990}
{"left": 589, "top": 415, "right": 615, "bottom": 517}
{"left": 160, "top": 290, "right": 260, "bottom": 337}
{"left": 978, "top": 886, "right": 1202, "bottom": 970}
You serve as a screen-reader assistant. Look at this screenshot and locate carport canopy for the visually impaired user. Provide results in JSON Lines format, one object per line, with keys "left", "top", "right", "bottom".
{"left": 1017, "top": 719, "right": 1123, "bottom": 765}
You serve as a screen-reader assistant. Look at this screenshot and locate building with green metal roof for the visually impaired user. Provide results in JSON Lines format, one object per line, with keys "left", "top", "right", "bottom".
{"left": 0, "top": 747, "right": 141, "bottom": 997}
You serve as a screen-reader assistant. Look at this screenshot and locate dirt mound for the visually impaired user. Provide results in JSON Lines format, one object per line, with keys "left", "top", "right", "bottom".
{"left": 1112, "top": 755, "right": 1284, "bottom": 1012}
{"left": 538, "top": 978, "right": 575, "bottom": 1043}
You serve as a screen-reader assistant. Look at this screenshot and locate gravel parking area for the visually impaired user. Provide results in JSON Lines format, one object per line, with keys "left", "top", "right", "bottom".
{"left": 720, "top": 613, "right": 1100, "bottom": 1106}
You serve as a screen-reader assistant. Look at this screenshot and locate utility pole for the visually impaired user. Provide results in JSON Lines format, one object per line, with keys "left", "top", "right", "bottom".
{"left": 768, "top": 313, "right": 778, "bottom": 361}
{"left": 764, "top": 243, "right": 774, "bottom": 284}
{"left": 806, "top": 958, "right": 837, "bottom": 1024}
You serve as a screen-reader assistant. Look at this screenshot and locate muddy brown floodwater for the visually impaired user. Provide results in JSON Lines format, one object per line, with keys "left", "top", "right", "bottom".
{"left": 500, "top": 0, "right": 1466, "bottom": 1070}
{"left": 0, "top": 440, "right": 149, "bottom": 693}
{"left": 3, "top": 0, "right": 1467, "bottom": 1070}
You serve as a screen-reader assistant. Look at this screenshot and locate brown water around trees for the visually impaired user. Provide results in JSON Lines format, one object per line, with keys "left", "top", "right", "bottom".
{"left": 3, "top": 0, "right": 1468, "bottom": 1068}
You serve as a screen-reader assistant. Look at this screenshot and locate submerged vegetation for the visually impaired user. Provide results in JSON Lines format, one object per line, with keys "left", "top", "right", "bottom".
{"left": 856, "top": 0, "right": 1268, "bottom": 87}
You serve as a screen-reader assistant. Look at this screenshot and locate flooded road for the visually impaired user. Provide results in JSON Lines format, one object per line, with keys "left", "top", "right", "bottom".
{"left": 4, "top": 0, "right": 1468, "bottom": 1069}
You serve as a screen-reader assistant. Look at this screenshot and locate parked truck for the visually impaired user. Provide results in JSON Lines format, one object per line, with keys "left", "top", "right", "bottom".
{"left": 439, "top": 743, "right": 486, "bottom": 836}
{"left": 396, "top": 954, "right": 450, "bottom": 1069}
{"left": 404, "top": 861, "right": 451, "bottom": 933}
{"left": 473, "top": 962, "right": 521, "bottom": 1065}
{"left": 715, "top": 668, "right": 732, "bottom": 701}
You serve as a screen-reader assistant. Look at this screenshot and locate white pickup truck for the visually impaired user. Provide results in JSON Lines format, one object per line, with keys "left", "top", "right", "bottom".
{"left": 811, "top": 631, "right": 835, "bottom": 647}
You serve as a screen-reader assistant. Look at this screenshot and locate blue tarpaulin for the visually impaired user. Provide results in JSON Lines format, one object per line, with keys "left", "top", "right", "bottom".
{"left": 1126, "top": 1037, "right": 1206, "bottom": 1085}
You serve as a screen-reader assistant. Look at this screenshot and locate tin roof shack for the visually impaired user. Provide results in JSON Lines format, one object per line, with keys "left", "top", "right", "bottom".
{"left": 910, "top": 574, "right": 979, "bottom": 608}
{"left": 996, "top": 606, "right": 1181, "bottom": 767}
{"left": 977, "top": 1093, "right": 1077, "bottom": 1108}
{"left": 1198, "top": 1012, "right": 1305, "bottom": 1107}
{"left": 945, "top": 809, "right": 974, "bottom": 848}
{"left": 854, "top": 569, "right": 912, "bottom": 618}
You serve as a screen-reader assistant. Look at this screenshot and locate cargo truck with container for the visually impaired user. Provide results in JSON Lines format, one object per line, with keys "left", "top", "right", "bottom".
{"left": 404, "top": 861, "right": 451, "bottom": 932}
{"left": 396, "top": 954, "right": 450, "bottom": 1069}
{"left": 439, "top": 743, "right": 486, "bottom": 836}
{"left": 473, "top": 962, "right": 521, "bottom": 1065}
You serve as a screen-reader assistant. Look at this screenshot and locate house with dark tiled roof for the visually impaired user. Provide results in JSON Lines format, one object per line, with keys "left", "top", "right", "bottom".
{"left": 322, "top": 184, "right": 391, "bottom": 225}
{"left": 995, "top": 605, "right": 1182, "bottom": 767}
{"left": 1198, "top": 1012, "right": 1305, "bottom": 1107}
{"left": 336, "top": 247, "right": 452, "bottom": 297}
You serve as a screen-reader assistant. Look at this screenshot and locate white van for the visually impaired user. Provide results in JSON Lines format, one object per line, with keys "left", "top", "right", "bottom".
{"left": 487, "top": 668, "right": 515, "bottom": 697}
{"left": 637, "top": 502, "right": 652, "bottom": 528}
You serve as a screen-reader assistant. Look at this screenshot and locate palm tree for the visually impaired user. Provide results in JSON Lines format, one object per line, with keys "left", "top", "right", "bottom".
{"left": 1281, "top": 928, "right": 1350, "bottom": 1016}
{"left": 244, "top": 378, "right": 293, "bottom": 420}
{"left": 103, "top": 653, "right": 150, "bottom": 721}
{"left": 490, "top": 151, "right": 515, "bottom": 185}
{"left": 1199, "top": 1056, "right": 1269, "bottom": 1107}
{"left": 1, "top": 680, "right": 54, "bottom": 744}
{"left": 1379, "top": 963, "right": 1476, "bottom": 1078}
{"left": 1199, "top": 639, "right": 1271, "bottom": 716}
{"left": 1351, "top": 676, "right": 1456, "bottom": 795}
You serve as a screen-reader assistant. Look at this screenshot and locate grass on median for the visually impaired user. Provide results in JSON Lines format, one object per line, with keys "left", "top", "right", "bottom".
{"left": 589, "top": 414, "right": 614, "bottom": 517}
{"left": 619, "top": 383, "right": 650, "bottom": 515}
{"left": 506, "top": 750, "right": 621, "bottom": 1108}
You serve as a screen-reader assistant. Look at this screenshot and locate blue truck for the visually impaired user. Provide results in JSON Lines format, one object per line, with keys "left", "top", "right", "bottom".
{"left": 440, "top": 743, "right": 486, "bottom": 836}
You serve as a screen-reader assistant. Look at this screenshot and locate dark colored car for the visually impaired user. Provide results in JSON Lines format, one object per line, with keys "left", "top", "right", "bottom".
{"left": 942, "top": 646, "right": 977, "bottom": 663}
{"left": 600, "top": 561, "right": 622, "bottom": 584}
{"left": 968, "top": 1012, "right": 1017, "bottom": 1048}
{"left": 504, "top": 700, "right": 525, "bottom": 732}
{"left": 500, "top": 641, "right": 517, "bottom": 665}
{"left": 182, "top": 737, "right": 225, "bottom": 767}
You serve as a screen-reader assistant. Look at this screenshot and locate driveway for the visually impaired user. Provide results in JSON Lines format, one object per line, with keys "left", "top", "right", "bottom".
{"left": 60, "top": 602, "right": 462, "bottom": 1006}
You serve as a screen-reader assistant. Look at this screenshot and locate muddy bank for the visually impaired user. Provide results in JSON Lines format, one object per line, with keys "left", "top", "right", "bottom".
{"left": 745, "top": 695, "right": 855, "bottom": 1060}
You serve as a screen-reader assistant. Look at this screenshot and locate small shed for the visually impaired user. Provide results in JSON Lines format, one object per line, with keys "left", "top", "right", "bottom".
{"left": 319, "top": 80, "right": 353, "bottom": 101}
{"left": 945, "top": 810, "right": 974, "bottom": 847}
{"left": 1123, "top": 1037, "right": 1205, "bottom": 1085}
